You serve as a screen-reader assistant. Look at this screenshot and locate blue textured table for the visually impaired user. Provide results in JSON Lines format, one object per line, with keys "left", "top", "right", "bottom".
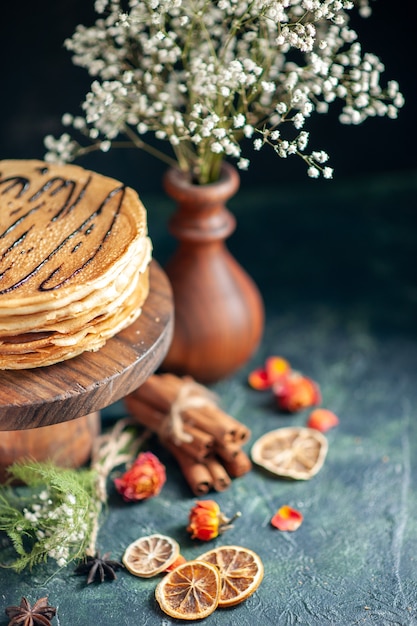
{"left": 1, "top": 170, "right": 416, "bottom": 625}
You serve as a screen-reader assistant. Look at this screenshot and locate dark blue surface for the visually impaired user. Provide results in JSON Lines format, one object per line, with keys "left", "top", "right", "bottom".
{"left": 1, "top": 170, "right": 417, "bottom": 625}
{"left": 1, "top": 2, "right": 416, "bottom": 621}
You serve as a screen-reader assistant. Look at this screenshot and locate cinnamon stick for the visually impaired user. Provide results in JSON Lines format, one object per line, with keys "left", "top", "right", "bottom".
{"left": 125, "top": 395, "right": 214, "bottom": 461}
{"left": 161, "top": 373, "right": 251, "bottom": 443}
{"left": 196, "top": 403, "right": 251, "bottom": 444}
{"left": 125, "top": 373, "right": 253, "bottom": 493}
{"left": 162, "top": 374, "right": 251, "bottom": 444}
{"left": 125, "top": 394, "right": 164, "bottom": 430}
{"left": 184, "top": 405, "right": 250, "bottom": 445}
{"left": 132, "top": 374, "right": 251, "bottom": 444}
{"left": 204, "top": 456, "right": 232, "bottom": 492}
{"left": 132, "top": 374, "right": 176, "bottom": 412}
{"left": 166, "top": 442, "right": 213, "bottom": 496}
{"left": 214, "top": 442, "right": 242, "bottom": 464}
{"left": 222, "top": 449, "right": 252, "bottom": 478}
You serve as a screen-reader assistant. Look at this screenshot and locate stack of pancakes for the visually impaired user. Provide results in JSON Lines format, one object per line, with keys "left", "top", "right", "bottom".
{"left": 0, "top": 159, "right": 152, "bottom": 369}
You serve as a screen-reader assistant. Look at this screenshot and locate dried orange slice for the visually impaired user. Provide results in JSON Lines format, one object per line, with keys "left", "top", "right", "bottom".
{"left": 251, "top": 426, "right": 328, "bottom": 480}
{"left": 122, "top": 533, "right": 179, "bottom": 578}
{"left": 199, "top": 545, "right": 264, "bottom": 607}
{"left": 155, "top": 559, "right": 220, "bottom": 620}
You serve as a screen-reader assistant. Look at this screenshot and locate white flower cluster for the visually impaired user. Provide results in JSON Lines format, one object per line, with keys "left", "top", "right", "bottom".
{"left": 44, "top": 0, "right": 403, "bottom": 183}
{"left": 19, "top": 489, "right": 95, "bottom": 568}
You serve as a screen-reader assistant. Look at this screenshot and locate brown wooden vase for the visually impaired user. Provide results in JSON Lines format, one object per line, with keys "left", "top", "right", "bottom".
{"left": 161, "top": 162, "right": 264, "bottom": 383}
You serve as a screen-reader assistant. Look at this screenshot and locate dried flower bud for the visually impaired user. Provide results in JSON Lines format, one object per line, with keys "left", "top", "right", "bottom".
{"left": 248, "top": 356, "right": 291, "bottom": 390}
{"left": 114, "top": 452, "right": 166, "bottom": 502}
{"left": 307, "top": 408, "right": 339, "bottom": 432}
{"left": 248, "top": 367, "right": 271, "bottom": 390}
{"left": 187, "top": 500, "right": 240, "bottom": 541}
{"left": 165, "top": 554, "right": 187, "bottom": 572}
{"left": 273, "top": 372, "right": 321, "bottom": 412}
{"left": 271, "top": 505, "right": 303, "bottom": 531}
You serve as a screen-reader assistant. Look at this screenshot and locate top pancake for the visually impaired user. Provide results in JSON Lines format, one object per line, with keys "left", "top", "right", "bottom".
{"left": 0, "top": 159, "right": 150, "bottom": 314}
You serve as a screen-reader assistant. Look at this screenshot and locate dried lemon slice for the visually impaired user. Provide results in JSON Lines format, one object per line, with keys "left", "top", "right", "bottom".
{"left": 199, "top": 545, "right": 264, "bottom": 607}
{"left": 251, "top": 426, "right": 328, "bottom": 480}
{"left": 122, "top": 533, "right": 180, "bottom": 578}
{"left": 155, "top": 559, "right": 221, "bottom": 620}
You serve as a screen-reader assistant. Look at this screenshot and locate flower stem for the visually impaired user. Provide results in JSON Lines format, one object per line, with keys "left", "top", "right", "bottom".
{"left": 122, "top": 125, "right": 179, "bottom": 169}
{"left": 85, "top": 419, "right": 150, "bottom": 556}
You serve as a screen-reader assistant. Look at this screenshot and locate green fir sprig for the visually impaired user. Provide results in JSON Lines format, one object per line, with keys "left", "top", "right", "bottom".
{"left": 0, "top": 419, "right": 145, "bottom": 573}
{"left": 0, "top": 463, "right": 98, "bottom": 572}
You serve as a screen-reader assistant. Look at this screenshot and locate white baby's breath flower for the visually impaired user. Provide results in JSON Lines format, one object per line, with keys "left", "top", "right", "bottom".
{"left": 62, "top": 113, "right": 73, "bottom": 126}
{"left": 237, "top": 157, "right": 250, "bottom": 170}
{"left": 43, "top": 0, "right": 403, "bottom": 184}
{"left": 233, "top": 114, "right": 246, "bottom": 128}
{"left": 211, "top": 142, "right": 224, "bottom": 153}
{"left": 73, "top": 116, "right": 86, "bottom": 130}
{"left": 293, "top": 113, "right": 305, "bottom": 129}
{"left": 312, "top": 150, "right": 329, "bottom": 163}
{"left": 316, "top": 101, "right": 329, "bottom": 114}
{"left": 137, "top": 123, "right": 148, "bottom": 134}
{"left": 297, "top": 131, "right": 309, "bottom": 150}
{"left": 243, "top": 124, "right": 254, "bottom": 138}
{"left": 261, "top": 81, "right": 275, "bottom": 93}
{"left": 308, "top": 165, "right": 320, "bottom": 178}
{"left": 191, "top": 133, "right": 202, "bottom": 144}
{"left": 213, "top": 128, "right": 227, "bottom": 139}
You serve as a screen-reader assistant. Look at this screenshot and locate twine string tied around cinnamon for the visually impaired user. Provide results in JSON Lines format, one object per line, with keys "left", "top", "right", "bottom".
{"left": 158, "top": 381, "right": 219, "bottom": 446}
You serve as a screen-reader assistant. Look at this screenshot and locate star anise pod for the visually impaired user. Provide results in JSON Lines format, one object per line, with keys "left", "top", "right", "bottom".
{"left": 74, "top": 552, "right": 124, "bottom": 584}
{"left": 5, "top": 596, "right": 56, "bottom": 626}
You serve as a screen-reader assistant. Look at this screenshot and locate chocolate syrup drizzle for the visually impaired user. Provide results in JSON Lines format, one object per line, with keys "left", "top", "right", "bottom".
{"left": 0, "top": 166, "right": 126, "bottom": 295}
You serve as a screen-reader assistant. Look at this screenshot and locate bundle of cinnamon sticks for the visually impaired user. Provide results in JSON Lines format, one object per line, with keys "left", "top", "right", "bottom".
{"left": 125, "top": 373, "right": 252, "bottom": 495}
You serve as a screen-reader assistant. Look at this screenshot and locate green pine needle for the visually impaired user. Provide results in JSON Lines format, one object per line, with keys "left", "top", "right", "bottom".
{"left": 0, "top": 461, "right": 99, "bottom": 573}
{"left": 0, "top": 420, "right": 144, "bottom": 573}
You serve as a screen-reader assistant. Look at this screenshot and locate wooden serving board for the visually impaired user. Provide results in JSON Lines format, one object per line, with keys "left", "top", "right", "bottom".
{"left": 0, "top": 261, "right": 173, "bottom": 430}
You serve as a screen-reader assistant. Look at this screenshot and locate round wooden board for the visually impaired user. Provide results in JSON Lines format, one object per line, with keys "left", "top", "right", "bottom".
{"left": 0, "top": 261, "right": 173, "bottom": 430}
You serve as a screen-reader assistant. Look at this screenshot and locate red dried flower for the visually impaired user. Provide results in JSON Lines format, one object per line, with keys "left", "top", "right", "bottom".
{"left": 273, "top": 372, "right": 321, "bottom": 413}
{"left": 307, "top": 408, "right": 339, "bottom": 432}
{"left": 187, "top": 500, "right": 240, "bottom": 541}
{"left": 248, "top": 356, "right": 291, "bottom": 390}
{"left": 271, "top": 505, "right": 304, "bottom": 531}
{"left": 165, "top": 554, "right": 187, "bottom": 572}
{"left": 248, "top": 367, "right": 271, "bottom": 390}
{"left": 114, "top": 451, "right": 166, "bottom": 502}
